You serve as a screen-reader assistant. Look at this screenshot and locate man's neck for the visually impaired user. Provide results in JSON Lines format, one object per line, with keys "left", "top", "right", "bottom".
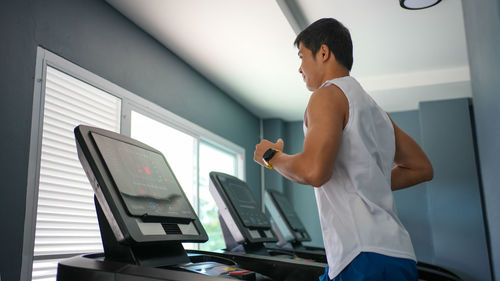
{"left": 322, "top": 68, "right": 350, "bottom": 83}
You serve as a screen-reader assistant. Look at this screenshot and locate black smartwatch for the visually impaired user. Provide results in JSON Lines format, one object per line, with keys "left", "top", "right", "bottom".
{"left": 262, "top": 148, "right": 280, "bottom": 170}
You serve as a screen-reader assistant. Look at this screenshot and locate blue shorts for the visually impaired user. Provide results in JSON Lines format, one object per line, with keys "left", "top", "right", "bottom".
{"left": 319, "top": 252, "right": 418, "bottom": 281}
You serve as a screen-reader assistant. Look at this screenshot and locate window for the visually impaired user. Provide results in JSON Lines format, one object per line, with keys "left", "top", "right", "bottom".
{"left": 31, "top": 66, "right": 121, "bottom": 281}
{"left": 198, "top": 141, "right": 238, "bottom": 251}
{"left": 25, "top": 48, "right": 245, "bottom": 281}
{"left": 130, "top": 111, "right": 198, "bottom": 208}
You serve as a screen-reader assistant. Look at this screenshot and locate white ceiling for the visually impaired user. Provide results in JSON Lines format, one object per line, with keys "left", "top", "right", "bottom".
{"left": 106, "top": 0, "right": 470, "bottom": 121}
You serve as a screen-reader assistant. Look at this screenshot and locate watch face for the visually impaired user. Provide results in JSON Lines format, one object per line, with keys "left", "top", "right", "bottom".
{"left": 263, "top": 148, "right": 277, "bottom": 162}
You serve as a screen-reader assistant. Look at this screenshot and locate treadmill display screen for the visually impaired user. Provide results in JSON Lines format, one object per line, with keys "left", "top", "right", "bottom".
{"left": 217, "top": 175, "right": 270, "bottom": 228}
{"left": 271, "top": 192, "right": 306, "bottom": 231}
{"left": 91, "top": 132, "right": 196, "bottom": 220}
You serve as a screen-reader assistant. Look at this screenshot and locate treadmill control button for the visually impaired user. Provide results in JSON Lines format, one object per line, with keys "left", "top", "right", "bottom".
{"left": 229, "top": 269, "right": 256, "bottom": 280}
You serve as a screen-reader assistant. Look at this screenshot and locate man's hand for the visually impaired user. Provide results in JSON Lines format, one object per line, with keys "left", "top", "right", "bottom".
{"left": 254, "top": 138, "right": 284, "bottom": 167}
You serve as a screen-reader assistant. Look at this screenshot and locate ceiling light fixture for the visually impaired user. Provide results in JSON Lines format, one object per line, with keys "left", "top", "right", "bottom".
{"left": 400, "top": 0, "right": 441, "bottom": 10}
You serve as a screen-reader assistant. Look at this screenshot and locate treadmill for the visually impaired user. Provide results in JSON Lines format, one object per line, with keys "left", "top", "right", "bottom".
{"left": 57, "top": 125, "right": 326, "bottom": 281}
{"left": 264, "top": 190, "right": 327, "bottom": 263}
{"left": 208, "top": 172, "right": 322, "bottom": 262}
{"left": 210, "top": 172, "right": 463, "bottom": 281}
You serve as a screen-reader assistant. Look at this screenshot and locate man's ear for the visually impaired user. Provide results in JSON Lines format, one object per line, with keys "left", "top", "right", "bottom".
{"left": 320, "top": 44, "right": 332, "bottom": 62}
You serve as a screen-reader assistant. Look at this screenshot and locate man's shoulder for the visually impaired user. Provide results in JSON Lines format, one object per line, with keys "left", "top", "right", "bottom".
{"left": 309, "top": 83, "right": 348, "bottom": 108}
{"left": 306, "top": 84, "right": 349, "bottom": 127}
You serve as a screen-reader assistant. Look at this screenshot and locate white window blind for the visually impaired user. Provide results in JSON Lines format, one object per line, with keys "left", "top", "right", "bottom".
{"left": 32, "top": 66, "right": 121, "bottom": 281}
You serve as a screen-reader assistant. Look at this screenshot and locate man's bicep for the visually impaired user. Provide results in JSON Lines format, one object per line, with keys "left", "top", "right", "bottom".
{"left": 303, "top": 88, "right": 346, "bottom": 171}
{"left": 303, "top": 121, "right": 342, "bottom": 161}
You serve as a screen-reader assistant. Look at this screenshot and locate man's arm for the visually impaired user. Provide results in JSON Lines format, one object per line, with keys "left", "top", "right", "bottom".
{"left": 391, "top": 120, "right": 433, "bottom": 191}
{"left": 253, "top": 85, "right": 348, "bottom": 187}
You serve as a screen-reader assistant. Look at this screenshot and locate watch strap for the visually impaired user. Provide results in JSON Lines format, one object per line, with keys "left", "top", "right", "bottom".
{"left": 262, "top": 148, "right": 280, "bottom": 170}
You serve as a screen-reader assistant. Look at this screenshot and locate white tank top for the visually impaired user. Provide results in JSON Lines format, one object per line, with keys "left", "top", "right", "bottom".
{"left": 305, "top": 76, "right": 416, "bottom": 279}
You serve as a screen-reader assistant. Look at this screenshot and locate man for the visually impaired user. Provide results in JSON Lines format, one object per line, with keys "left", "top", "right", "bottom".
{"left": 254, "top": 18, "right": 433, "bottom": 281}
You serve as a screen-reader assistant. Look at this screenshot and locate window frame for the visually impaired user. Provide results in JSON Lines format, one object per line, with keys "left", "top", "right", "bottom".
{"left": 22, "top": 47, "right": 245, "bottom": 281}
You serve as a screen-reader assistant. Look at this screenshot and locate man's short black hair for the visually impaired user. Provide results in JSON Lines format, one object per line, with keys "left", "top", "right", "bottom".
{"left": 294, "top": 18, "right": 353, "bottom": 71}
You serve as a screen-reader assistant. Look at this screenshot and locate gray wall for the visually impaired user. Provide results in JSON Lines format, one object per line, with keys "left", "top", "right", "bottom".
{"left": 420, "top": 99, "right": 491, "bottom": 281}
{"left": 389, "top": 110, "right": 434, "bottom": 263}
{"left": 462, "top": 1, "right": 500, "bottom": 279}
{"left": 0, "top": 1, "right": 260, "bottom": 280}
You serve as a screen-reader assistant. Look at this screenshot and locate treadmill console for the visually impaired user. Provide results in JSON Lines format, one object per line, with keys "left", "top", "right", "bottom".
{"left": 92, "top": 132, "right": 197, "bottom": 221}
{"left": 75, "top": 125, "right": 206, "bottom": 246}
{"left": 72, "top": 125, "right": 275, "bottom": 280}
{"left": 265, "top": 191, "right": 311, "bottom": 243}
{"left": 209, "top": 172, "right": 277, "bottom": 245}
